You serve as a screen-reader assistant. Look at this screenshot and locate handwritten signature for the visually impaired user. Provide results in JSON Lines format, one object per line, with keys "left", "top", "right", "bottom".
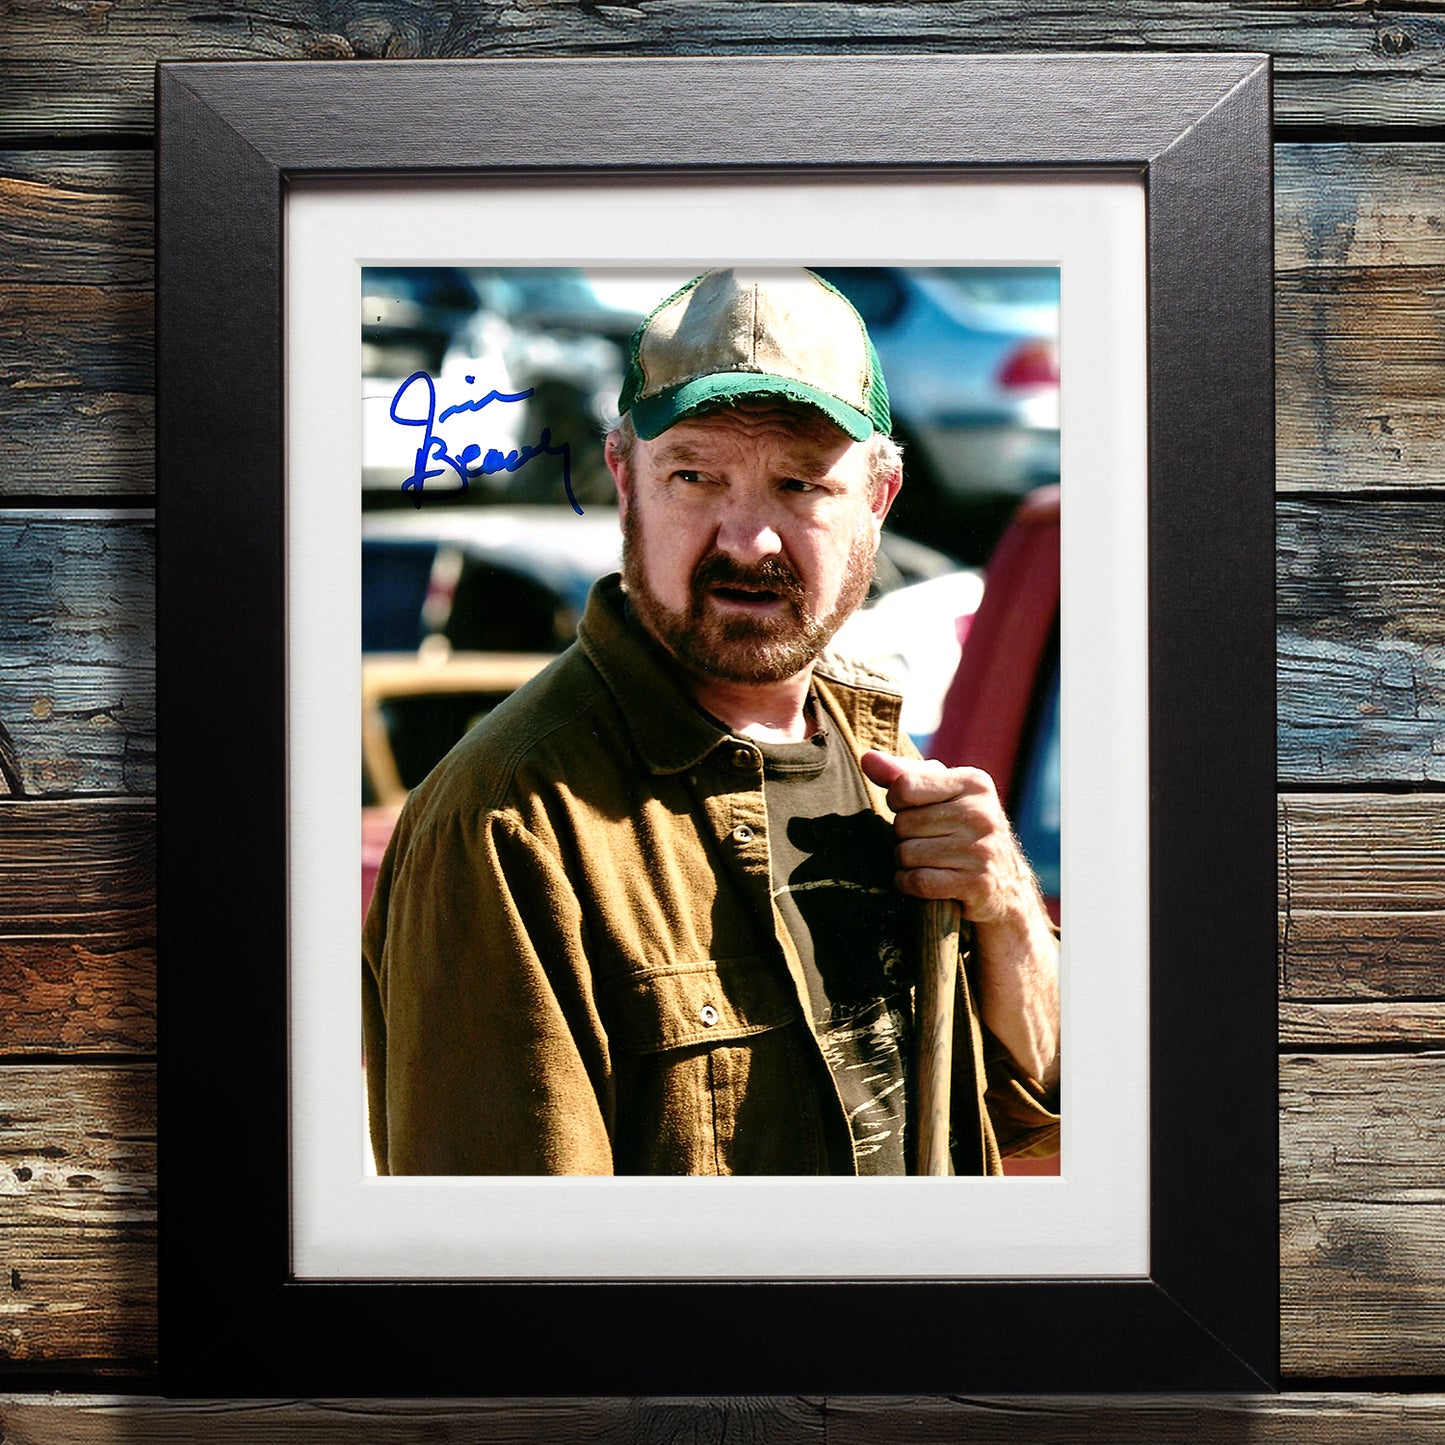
{"left": 388, "top": 371, "right": 581, "bottom": 514}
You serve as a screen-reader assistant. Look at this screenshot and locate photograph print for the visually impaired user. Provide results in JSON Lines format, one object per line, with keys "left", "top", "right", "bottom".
{"left": 358, "top": 264, "right": 1062, "bottom": 1179}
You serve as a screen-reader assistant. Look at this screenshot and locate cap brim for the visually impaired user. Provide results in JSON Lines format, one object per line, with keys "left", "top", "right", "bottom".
{"left": 629, "top": 373, "right": 874, "bottom": 443}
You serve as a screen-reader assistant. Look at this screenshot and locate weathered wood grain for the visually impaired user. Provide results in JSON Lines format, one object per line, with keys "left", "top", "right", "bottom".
{"left": 831, "top": 1394, "right": 1445, "bottom": 1443}
{"left": 1278, "top": 499, "right": 1445, "bottom": 785}
{"left": 0, "top": 801, "right": 155, "bottom": 937}
{"left": 0, "top": 1067, "right": 155, "bottom": 1366}
{"left": 0, "top": 515, "right": 154, "bottom": 797}
{"left": 4, "top": 2, "right": 1445, "bottom": 135}
{"left": 1277, "top": 145, "right": 1445, "bottom": 492}
{"left": 0, "top": 942, "right": 155, "bottom": 1056}
{"left": 1284, "top": 1200, "right": 1445, "bottom": 1377}
{"left": 1278, "top": 146, "right": 1445, "bottom": 275}
{"left": 1282, "top": 1001, "right": 1445, "bottom": 1046}
{"left": 1277, "top": 269, "right": 1445, "bottom": 493}
{"left": 6, "top": 466, "right": 1445, "bottom": 806}
{"left": 0, "top": 800, "right": 156, "bottom": 1055}
{"left": 1282, "top": 1054, "right": 1445, "bottom": 1204}
{"left": 8, "top": 1393, "right": 1445, "bottom": 1443}
{"left": 1282, "top": 1053, "right": 1445, "bottom": 1375}
{"left": 1278, "top": 794, "right": 1445, "bottom": 1017}
{"left": 0, "top": 153, "right": 154, "bottom": 499}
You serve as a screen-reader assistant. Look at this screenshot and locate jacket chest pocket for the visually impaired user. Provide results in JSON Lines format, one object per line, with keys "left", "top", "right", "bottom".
{"left": 603, "top": 955, "right": 797, "bottom": 1054}
{"left": 601, "top": 956, "right": 819, "bottom": 1175}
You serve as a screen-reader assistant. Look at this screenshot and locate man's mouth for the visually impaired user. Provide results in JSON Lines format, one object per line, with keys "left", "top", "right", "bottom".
{"left": 708, "top": 583, "right": 786, "bottom": 610}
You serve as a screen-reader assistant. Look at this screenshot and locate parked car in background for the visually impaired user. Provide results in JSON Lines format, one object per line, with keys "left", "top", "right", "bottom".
{"left": 361, "top": 266, "right": 481, "bottom": 379}
{"left": 362, "top": 269, "right": 525, "bottom": 502}
{"left": 831, "top": 567, "right": 982, "bottom": 750}
{"left": 931, "top": 484, "right": 1061, "bottom": 913}
{"left": 362, "top": 505, "right": 973, "bottom": 663}
{"left": 361, "top": 651, "right": 555, "bottom": 916}
{"left": 930, "top": 485, "right": 1061, "bottom": 1174}
{"left": 812, "top": 266, "right": 1060, "bottom": 562}
{"left": 363, "top": 267, "right": 636, "bottom": 511}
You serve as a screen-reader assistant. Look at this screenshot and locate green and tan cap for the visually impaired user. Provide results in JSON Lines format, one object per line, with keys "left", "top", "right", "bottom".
{"left": 618, "top": 268, "right": 891, "bottom": 442}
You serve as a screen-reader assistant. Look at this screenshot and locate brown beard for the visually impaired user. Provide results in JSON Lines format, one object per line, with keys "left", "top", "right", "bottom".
{"left": 621, "top": 501, "right": 876, "bottom": 684}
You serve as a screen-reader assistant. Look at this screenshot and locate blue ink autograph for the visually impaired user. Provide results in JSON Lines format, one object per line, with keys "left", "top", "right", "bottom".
{"left": 388, "top": 371, "right": 581, "bottom": 514}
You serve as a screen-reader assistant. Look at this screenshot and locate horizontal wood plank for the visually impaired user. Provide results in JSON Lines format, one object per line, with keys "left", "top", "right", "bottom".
{"left": 0, "top": 153, "right": 153, "bottom": 499}
{"left": 0, "top": 942, "right": 155, "bottom": 1056}
{"left": 1277, "top": 265, "right": 1445, "bottom": 493}
{"left": 6, "top": 1393, "right": 1445, "bottom": 1442}
{"left": 0, "top": 800, "right": 155, "bottom": 1055}
{"left": 1282, "top": 1001, "right": 1445, "bottom": 1047}
{"left": 832, "top": 1394, "right": 1445, "bottom": 1442}
{"left": 0, "top": 800, "right": 155, "bottom": 936}
{"left": 1278, "top": 793, "right": 1445, "bottom": 1018}
{"left": 1275, "top": 144, "right": 1445, "bottom": 492}
{"left": 0, "top": 515, "right": 154, "bottom": 796}
{"left": 1282, "top": 1053, "right": 1445, "bottom": 1375}
{"left": 1282, "top": 1054, "right": 1445, "bottom": 1205}
{"left": 1277, "top": 145, "right": 1445, "bottom": 274}
{"left": 1278, "top": 499, "right": 1445, "bottom": 785}
{"left": 0, "top": 1066, "right": 155, "bottom": 1366}
{"left": 1284, "top": 1200, "right": 1445, "bottom": 1376}
{"left": 4, "top": 4, "right": 1445, "bottom": 135}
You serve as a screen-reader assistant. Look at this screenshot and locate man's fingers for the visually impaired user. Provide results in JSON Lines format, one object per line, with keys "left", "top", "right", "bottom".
{"left": 862, "top": 750, "right": 1027, "bottom": 920}
{"left": 858, "top": 749, "right": 910, "bottom": 790}
{"left": 860, "top": 749, "right": 994, "bottom": 810}
{"left": 896, "top": 833, "right": 991, "bottom": 871}
{"left": 891, "top": 795, "right": 998, "bottom": 842}
{"left": 892, "top": 866, "right": 963, "bottom": 902}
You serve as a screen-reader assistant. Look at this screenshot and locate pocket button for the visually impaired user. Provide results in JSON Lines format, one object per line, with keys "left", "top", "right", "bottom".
{"left": 699, "top": 1004, "right": 719, "bottom": 1027}
{"left": 731, "top": 825, "right": 754, "bottom": 844}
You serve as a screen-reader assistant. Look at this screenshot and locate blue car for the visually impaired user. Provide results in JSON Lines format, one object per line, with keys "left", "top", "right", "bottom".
{"left": 812, "top": 267, "right": 1060, "bottom": 561}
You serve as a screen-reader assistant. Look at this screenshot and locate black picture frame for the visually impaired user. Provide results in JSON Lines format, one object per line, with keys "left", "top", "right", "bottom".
{"left": 157, "top": 54, "right": 1276, "bottom": 1395}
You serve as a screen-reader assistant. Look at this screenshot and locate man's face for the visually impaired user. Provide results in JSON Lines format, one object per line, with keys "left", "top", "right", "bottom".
{"left": 608, "top": 402, "right": 900, "bottom": 685}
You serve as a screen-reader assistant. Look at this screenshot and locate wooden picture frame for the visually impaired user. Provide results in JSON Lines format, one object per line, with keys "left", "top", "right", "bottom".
{"left": 157, "top": 54, "right": 1276, "bottom": 1394}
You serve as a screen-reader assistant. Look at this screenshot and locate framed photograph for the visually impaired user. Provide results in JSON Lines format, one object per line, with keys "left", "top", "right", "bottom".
{"left": 158, "top": 55, "right": 1276, "bottom": 1394}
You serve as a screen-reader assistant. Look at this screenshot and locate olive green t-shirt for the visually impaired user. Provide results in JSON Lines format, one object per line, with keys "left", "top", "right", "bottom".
{"left": 756, "top": 719, "right": 916, "bottom": 1175}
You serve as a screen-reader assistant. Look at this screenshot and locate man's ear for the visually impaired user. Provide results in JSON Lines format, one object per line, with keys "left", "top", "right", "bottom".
{"left": 604, "top": 430, "right": 631, "bottom": 520}
{"left": 871, "top": 466, "right": 903, "bottom": 526}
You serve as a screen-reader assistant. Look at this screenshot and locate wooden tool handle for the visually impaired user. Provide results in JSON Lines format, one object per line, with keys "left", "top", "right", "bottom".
{"left": 916, "top": 897, "right": 961, "bottom": 1176}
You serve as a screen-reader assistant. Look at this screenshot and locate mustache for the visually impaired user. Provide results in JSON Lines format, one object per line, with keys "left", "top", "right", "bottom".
{"left": 690, "top": 552, "right": 805, "bottom": 605}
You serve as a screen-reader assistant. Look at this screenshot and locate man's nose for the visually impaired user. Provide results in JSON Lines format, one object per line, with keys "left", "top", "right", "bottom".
{"left": 713, "top": 493, "right": 783, "bottom": 563}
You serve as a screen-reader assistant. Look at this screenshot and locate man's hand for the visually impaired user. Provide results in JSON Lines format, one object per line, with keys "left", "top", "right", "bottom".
{"left": 860, "top": 750, "right": 1060, "bottom": 1088}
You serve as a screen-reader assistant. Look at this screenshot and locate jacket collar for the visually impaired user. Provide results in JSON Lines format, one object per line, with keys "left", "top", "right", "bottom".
{"left": 578, "top": 574, "right": 906, "bottom": 773}
{"left": 577, "top": 575, "right": 730, "bottom": 775}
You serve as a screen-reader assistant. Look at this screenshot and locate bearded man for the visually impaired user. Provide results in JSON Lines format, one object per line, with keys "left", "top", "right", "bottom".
{"left": 363, "top": 268, "right": 1059, "bottom": 1175}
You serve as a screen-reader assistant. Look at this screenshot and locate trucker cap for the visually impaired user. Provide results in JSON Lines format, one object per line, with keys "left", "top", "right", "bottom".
{"left": 617, "top": 268, "right": 891, "bottom": 442}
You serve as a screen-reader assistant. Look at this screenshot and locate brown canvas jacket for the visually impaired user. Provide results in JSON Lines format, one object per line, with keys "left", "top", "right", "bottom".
{"left": 363, "top": 574, "right": 1060, "bottom": 1175}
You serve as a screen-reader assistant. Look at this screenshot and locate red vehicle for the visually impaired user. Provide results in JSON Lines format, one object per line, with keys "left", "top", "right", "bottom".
{"left": 929, "top": 485, "right": 1061, "bottom": 1173}
{"left": 931, "top": 484, "right": 1060, "bottom": 918}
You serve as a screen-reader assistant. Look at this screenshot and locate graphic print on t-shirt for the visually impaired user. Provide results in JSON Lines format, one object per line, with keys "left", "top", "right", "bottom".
{"left": 757, "top": 730, "right": 916, "bottom": 1175}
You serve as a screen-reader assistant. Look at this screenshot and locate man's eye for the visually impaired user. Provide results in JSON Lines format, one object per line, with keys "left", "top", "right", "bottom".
{"left": 672, "top": 470, "right": 704, "bottom": 484}
{"left": 781, "top": 478, "right": 819, "bottom": 494}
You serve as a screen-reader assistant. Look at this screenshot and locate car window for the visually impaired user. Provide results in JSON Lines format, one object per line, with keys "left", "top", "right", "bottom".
{"left": 378, "top": 691, "right": 517, "bottom": 792}
{"left": 1013, "top": 653, "right": 1061, "bottom": 903}
{"left": 926, "top": 266, "right": 1061, "bottom": 308}
{"left": 361, "top": 541, "right": 437, "bottom": 652}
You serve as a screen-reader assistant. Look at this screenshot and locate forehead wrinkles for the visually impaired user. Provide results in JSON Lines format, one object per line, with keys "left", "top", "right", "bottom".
{"left": 648, "top": 411, "right": 855, "bottom": 478}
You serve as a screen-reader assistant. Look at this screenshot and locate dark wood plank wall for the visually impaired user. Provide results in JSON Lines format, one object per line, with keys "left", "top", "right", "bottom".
{"left": 1, "top": 3, "right": 1442, "bottom": 1435}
